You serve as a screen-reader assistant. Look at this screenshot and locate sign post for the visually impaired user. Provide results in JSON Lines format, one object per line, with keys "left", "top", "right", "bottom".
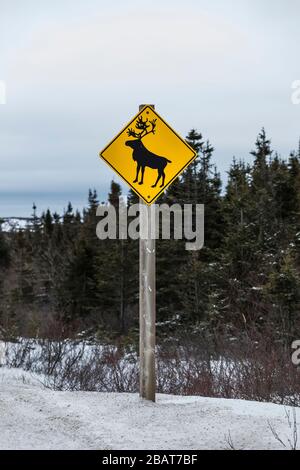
{"left": 99, "top": 105, "right": 196, "bottom": 402}
{"left": 139, "top": 197, "right": 156, "bottom": 401}
{"left": 139, "top": 103, "right": 156, "bottom": 401}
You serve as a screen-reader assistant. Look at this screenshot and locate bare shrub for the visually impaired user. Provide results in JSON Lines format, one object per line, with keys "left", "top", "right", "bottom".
{"left": 155, "top": 328, "right": 300, "bottom": 405}
{"left": 224, "top": 431, "right": 236, "bottom": 450}
{"left": 268, "top": 407, "right": 299, "bottom": 450}
{"left": 5, "top": 326, "right": 300, "bottom": 405}
{"left": 5, "top": 338, "right": 138, "bottom": 392}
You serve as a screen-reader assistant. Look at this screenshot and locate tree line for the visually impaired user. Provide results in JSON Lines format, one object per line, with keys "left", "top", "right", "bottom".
{"left": 1, "top": 128, "right": 300, "bottom": 342}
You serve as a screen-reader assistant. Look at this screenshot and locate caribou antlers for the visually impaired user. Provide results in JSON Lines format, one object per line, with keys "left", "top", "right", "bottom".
{"left": 127, "top": 116, "right": 157, "bottom": 139}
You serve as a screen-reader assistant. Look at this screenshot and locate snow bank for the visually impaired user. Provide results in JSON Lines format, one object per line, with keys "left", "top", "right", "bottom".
{"left": 0, "top": 367, "right": 298, "bottom": 450}
{"left": 0, "top": 341, "right": 5, "bottom": 366}
{"left": 0, "top": 218, "right": 31, "bottom": 232}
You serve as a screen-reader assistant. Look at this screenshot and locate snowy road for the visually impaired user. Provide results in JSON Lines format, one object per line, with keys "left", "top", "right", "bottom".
{"left": 0, "top": 367, "right": 298, "bottom": 450}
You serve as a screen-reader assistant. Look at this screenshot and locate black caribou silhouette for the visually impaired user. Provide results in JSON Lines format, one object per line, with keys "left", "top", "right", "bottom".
{"left": 125, "top": 116, "right": 171, "bottom": 187}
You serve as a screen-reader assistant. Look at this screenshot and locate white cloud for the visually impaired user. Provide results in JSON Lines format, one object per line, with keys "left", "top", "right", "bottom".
{"left": 7, "top": 10, "right": 253, "bottom": 87}
{"left": 0, "top": 0, "right": 300, "bottom": 215}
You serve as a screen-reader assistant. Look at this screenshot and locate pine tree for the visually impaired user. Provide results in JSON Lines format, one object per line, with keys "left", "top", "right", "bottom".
{"left": 108, "top": 180, "right": 122, "bottom": 207}
{"left": 61, "top": 238, "right": 99, "bottom": 319}
{"left": 41, "top": 209, "right": 54, "bottom": 237}
{"left": 288, "top": 153, "right": 300, "bottom": 220}
{"left": 266, "top": 253, "right": 300, "bottom": 338}
{"left": 0, "top": 230, "right": 10, "bottom": 269}
{"left": 127, "top": 188, "right": 139, "bottom": 205}
{"left": 109, "top": 181, "right": 127, "bottom": 332}
{"left": 249, "top": 128, "right": 274, "bottom": 246}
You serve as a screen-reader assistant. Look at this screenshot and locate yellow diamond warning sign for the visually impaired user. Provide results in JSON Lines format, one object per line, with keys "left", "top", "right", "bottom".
{"left": 99, "top": 106, "right": 197, "bottom": 205}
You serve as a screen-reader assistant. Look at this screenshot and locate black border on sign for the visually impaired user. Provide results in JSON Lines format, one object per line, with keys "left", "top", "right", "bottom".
{"left": 99, "top": 105, "right": 197, "bottom": 205}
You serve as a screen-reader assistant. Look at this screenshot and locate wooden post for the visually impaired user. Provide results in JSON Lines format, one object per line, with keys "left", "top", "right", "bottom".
{"left": 139, "top": 104, "right": 156, "bottom": 402}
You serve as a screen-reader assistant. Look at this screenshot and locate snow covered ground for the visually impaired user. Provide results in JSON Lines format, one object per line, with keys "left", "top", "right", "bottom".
{"left": 0, "top": 367, "right": 299, "bottom": 450}
{"left": 0, "top": 218, "right": 31, "bottom": 232}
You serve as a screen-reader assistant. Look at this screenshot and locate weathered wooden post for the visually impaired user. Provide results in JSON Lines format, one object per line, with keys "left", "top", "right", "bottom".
{"left": 139, "top": 104, "right": 156, "bottom": 402}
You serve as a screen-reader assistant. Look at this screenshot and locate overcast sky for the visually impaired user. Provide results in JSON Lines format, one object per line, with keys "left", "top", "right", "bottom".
{"left": 0, "top": 0, "right": 300, "bottom": 217}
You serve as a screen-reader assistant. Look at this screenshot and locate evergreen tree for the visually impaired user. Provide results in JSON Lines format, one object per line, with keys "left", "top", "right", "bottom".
{"left": 61, "top": 238, "right": 99, "bottom": 319}
{"left": 0, "top": 229, "right": 10, "bottom": 269}
{"left": 41, "top": 209, "right": 54, "bottom": 237}
{"left": 265, "top": 253, "right": 300, "bottom": 338}
{"left": 249, "top": 128, "right": 275, "bottom": 246}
